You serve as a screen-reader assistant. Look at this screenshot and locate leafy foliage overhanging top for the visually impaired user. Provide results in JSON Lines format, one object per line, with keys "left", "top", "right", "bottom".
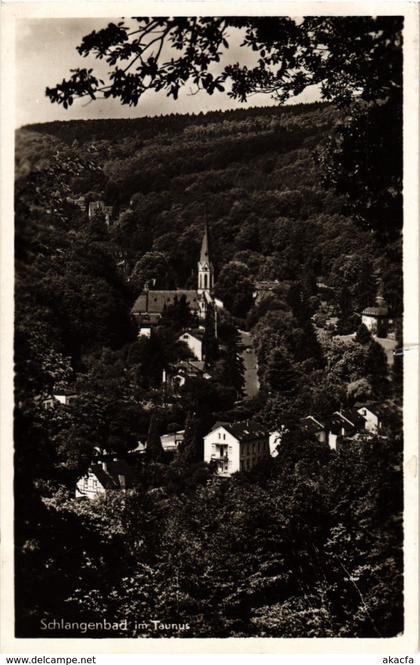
{"left": 46, "top": 16, "right": 402, "bottom": 109}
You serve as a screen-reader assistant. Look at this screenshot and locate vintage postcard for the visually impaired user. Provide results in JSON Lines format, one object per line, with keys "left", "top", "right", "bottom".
{"left": 1, "top": 0, "right": 418, "bottom": 655}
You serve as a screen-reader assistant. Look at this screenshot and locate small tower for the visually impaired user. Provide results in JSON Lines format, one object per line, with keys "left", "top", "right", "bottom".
{"left": 197, "top": 222, "right": 214, "bottom": 295}
{"left": 197, "top": 222, "right": 214, "bottom": 320}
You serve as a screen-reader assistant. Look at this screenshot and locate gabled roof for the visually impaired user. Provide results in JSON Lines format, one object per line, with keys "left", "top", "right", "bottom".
{"left": 300, "top": 415, "right": 325, "bottom": 434}
{"left": 332, "top": 409, "right": 366, "bottom": 429}
{"left": 132, "top": 290, "right": 199, "bottom": 314}
{"left": 357, "top": 403, "right": 391, "bottom": 420}
{"left": 89, "top": 459, "right": 137, "bottom": 490}
{"left": 176, "top": 359, "right": 206, "bottom": 374}
{"left": 180, "top": 329, "right": 204, "bottom": 341}
{"left": 210, "top": 420, "right": 268, "bottom": 443}
{"left": 53, "top": 387, "right": 77, "bottom": 397}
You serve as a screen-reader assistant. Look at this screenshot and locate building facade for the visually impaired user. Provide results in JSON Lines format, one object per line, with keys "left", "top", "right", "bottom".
{"left": 361, "top": 306, "right": 389, "bottom": 337}
{"left": 203, "top": 421, "right": 271, "bottom": 477}
{"left": 178, "top": 331, "right": 204, "bottom": 361}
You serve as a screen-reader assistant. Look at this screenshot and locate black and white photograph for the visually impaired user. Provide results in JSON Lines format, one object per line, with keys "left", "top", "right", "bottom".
{"left": 2, "top": 2, "right": 419, "bottom": 650}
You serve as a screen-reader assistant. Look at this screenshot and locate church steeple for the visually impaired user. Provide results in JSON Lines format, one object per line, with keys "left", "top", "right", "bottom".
{"left": 198, "top": 221, "right": 214, "bottom": 294}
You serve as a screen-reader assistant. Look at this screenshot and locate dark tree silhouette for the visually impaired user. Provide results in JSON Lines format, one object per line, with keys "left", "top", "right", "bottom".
{"left": 146, "top": 412, "right": 165, "bottom": 462}
{"left": 355, "top": 323, "right": 372, "bottom": 345}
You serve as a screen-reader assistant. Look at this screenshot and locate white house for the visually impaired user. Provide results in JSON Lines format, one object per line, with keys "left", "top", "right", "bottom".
{"left": 178, "top": 331, "right": 204, "bottom": 361}
{"left": 43, "top": 387, "right": 77, "bottom": 408}
{"left": 361, "top": 306, "right": 389, "bottom": 337}
{"left": 160, "top": 429, "right": 185, "bottom": 453}
{"left": 300, "top": 416, "right": 328, "bottom": 444}
{"left": 356, "top": 405, "right": 384, "bottom": 433}
{"left": 203, "top": 421, "right": 270, "bottom": 477}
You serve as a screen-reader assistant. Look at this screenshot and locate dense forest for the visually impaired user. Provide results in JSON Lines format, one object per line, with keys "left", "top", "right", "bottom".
{"left": 15, "top": 101, "right": 403, "bottom": 638}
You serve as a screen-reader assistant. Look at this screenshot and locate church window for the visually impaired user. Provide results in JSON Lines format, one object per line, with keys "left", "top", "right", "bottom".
{"left": 204, "top": 273, "right": 208, "bottom": 289}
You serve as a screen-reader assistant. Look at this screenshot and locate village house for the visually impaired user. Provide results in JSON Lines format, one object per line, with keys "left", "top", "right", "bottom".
{"left": 356, "top": 404, "right": 387, "bottom": 433}
{"left": 67, "top": 195, "right": 86, "bottom": 212}
{"left": 252, "top": 280, "right": 281, "bottom": 303}
{"left": 203, "top": 421, "right": 272, "bottom": 476}
{"left": 300, "top": 409, "right": 368, "bottom": 450}
{"left": 361, "top": 306, "right": 389, "bottom": 337}
{"left": 88, "top": 200, "right": 114, "bottom": 225}
{"left": 169, "top": 359, "right": 211, "bottom": 389}
{"left": 327, "top": 409, "right": 367, "bottom": 449}
{"left": 42, "top": 387, "right": 77, "bottom": 409}
{"left": 300, "top": 415, "right": 329, "bottom": 445}
{"left": 178, "top": 330, "right": 204, "bottom": 361}
{"left": 160, "top": 429, "right": 185, "bottom": 453}
{"left": 75, "top": 458, "right": 136, "bottom": 500}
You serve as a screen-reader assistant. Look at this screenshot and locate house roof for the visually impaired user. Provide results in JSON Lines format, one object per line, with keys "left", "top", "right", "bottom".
{"left": 161, "top": 430, "right": 184, "bottom": 444}
{"left": 90, "top": 459, "right": 137, "bottom": 490}
{"left": 300, "top": 415, "right": 325, "bottom": 434}
{"left": 53, "top": 386, "right": 77, "bottom": 397}
{"left": 180, "top": 329, "right": 204, "bottom": 342}
{"left": 176, "top": 359, "right": 206, "bottom": 374}
{"left": 210, "top": 420, "right": 268, "bottom": 443}
{"left": 358, "top": 403, "right": 391, "bottom": 420}
{"left": 132, "top": 290, "right": 199, "bottom": 315}
{"left": 332, "top": 409, "right": 366, "bottom": 429}
{"left": 362, "top": 306, "right": 388, "bottom": 317}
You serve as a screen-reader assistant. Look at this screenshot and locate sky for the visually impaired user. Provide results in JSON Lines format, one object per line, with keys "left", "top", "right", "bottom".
{"left": 16, "top": 18, "right": 321, "bottom": 128}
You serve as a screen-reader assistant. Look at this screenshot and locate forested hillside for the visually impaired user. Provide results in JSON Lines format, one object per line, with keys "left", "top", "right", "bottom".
{"left": 15, "top": 102, "right": 403, "bottom": 638}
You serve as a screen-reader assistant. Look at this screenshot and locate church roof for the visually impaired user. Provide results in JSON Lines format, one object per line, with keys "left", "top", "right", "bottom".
{"left": 132, "top": 290, "right": 199, "bottom": 314}
{"left": 199, "top": 222, "right": 211, "bottom": 265}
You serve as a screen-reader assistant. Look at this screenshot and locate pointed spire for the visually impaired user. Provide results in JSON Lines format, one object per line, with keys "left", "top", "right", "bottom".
{"left": 200, "top": 221, "right": 211, "bottom": 265}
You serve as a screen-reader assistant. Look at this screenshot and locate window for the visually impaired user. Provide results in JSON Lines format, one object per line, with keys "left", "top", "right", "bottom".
{"left": 223, "top": 433, "right": 226, "bottom": 440}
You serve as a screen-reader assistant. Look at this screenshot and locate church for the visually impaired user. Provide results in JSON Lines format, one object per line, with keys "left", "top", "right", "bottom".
{"left": 131, "top": 223, "right": 217, "bottom": 336}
